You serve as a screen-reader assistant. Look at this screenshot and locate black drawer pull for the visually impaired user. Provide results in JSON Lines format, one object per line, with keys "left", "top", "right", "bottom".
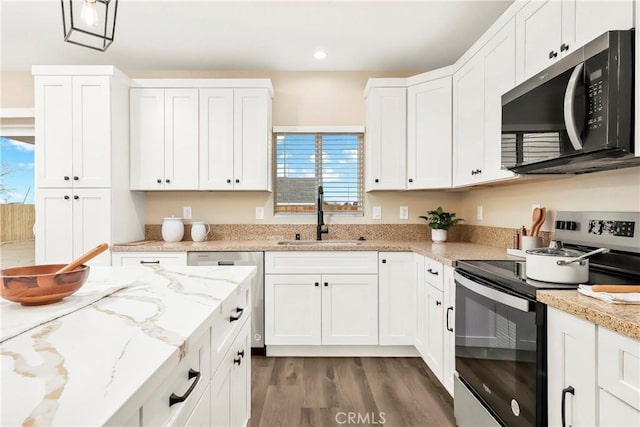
{"left": 227, "top": 179, "right": 232, "bottom": 183}
{"left": 234, "top": 356, "right": 242, "bottom": 365}
{"left": 408, "top": 178, "right": 413, "bottom": 183}
{"left": 427, "top": 268, "right": 439, "bottom": 276}
{"left": 436, "top": 300, "right": 442, "bottom": 306}
{"left": 73, "top": 195, "right": 79, "bottom": 200}
{"left": 237, "top": 349, "right": 245, "bottom": 358}
{"left": 446, "top": 307, "right": 453, "bottom": 332}
{"left": 315, "top": 282, "right": 319, "bottom": 287}
{"left": 64, "top": 176, "right": 70, "bottom": 181}
{"left": 64, "top": 195, "right": 70, "bottom": 200}
{"left": 73, "top": 176, "right": 79, "bottom": 181}
{"left": 235, "top": 179, "right": 240, "bottom": 183}
{"left": 230, "top": 307, "right": 245, "bottom": 322}
{"left": 324, "top": 282, "right": 328, "bottom": 287}
{"left": 157, "top": 179, "right": 162, "bottom": 183}
{"left": 381, "top": 259, "right": 387, "bottom": 264}
{"left": 140, "top": 260, "right": 160, "bottom": 264}
{"left": 169, "top": 368, "right": 200, "bottom": 407}
{"left": 549, "top": 50, "right": 558, "bottom": 59}
{"left": 561, "top": 385, "right": 575, "bottom": 427}
{"left": 374, "top": 178, "right": 379, "bottom": 183}
{"left": 165, "top": 179, "right": 171, "bottom": 183}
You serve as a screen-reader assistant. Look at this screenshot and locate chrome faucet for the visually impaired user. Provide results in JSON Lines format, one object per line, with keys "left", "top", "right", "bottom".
{"left": 317, "top": 186, "right": 328, "bottom": 240}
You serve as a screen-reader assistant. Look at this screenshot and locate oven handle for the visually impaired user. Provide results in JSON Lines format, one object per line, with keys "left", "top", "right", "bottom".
{"left": 454, "top": 271, "right": 532, "bottom": 312}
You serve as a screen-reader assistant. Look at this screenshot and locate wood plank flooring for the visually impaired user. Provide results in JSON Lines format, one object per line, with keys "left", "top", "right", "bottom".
{"left": 251, "top": 357, "right": 454, "bottom": 427}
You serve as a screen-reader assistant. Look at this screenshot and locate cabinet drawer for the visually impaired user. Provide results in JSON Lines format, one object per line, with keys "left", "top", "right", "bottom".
{"left": 424, "top": 256, "right": 444, "bottom": 290}
{"left": 211, "top": 287, "right": 249, "bottom": 378}
{"left": 265, "top": 251, "right": 378, "bottom": 274}
{"left": 142, "top": 332, "right": 211, "bottom": 426}
{"left": 599, "top": 389, "right": 640, "bottom": 426}
{"left": 598, "top": 327, "right": 640, "bottom": 411}
{"left": 112, "top": 252, "right": 187, "bottom": 266}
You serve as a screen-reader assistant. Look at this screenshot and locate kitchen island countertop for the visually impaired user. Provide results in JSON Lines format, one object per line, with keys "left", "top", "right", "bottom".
{"left": 0, "top": 265, "right": 255, "bottom": 426}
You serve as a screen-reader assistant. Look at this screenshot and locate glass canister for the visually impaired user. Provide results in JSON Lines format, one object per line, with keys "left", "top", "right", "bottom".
{"left": 162, "top": 217, "right": 184, "bottom": 242}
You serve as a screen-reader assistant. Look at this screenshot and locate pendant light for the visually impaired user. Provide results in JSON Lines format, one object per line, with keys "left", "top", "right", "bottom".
{"left": 61, "top": 0, "right": 119, "bottom": 52}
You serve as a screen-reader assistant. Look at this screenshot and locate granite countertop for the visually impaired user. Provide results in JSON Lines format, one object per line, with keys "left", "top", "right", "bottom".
{"left": 538, "top": 290, "right": 640, "bottom": 340}
{"left": 112, "top": 240, "right": 513, "bottom": 267}
{"left": 0, "top": 265, "right": 256, "bottom": 427}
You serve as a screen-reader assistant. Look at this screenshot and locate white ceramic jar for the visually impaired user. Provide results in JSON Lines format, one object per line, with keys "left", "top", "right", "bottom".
{"left": 190, "top": 222, "right": 210, "bottom": 242}
{"left": 162, "top": 217, "right": 184, "bottom": 242}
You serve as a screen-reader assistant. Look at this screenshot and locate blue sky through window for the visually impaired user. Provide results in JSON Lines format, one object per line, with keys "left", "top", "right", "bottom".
{"left": 0, "top": 137, "right": 35, "bottom": 204}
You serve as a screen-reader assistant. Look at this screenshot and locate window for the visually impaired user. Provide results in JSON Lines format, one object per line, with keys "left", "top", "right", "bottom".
{"left": 274, "top": 129, "right": 364, "bottom": 214}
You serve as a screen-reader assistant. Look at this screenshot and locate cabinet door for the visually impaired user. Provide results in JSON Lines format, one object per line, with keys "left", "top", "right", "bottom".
{"left": 442, "top": 266, "right": 455, "bottom": 396}
{"left": 599, "top": 389, "right": 640, "bottom": 427}
{"left": 72, "top": 76, "right": 111, "bottom": 188}
{"left": 35, "top": 188, "right": 74, "bottom": 264}
{"left": 130, "top": 88, "right": 165, "bottom": 190}
{"left": 407, "top": 77, "right": 452, "bottom": 189}
{"left": 415, "top": 255, "right": 426, "bottom": 355}
{"left": 482, "top": 18, "right": 517, "bottom": 183}
{"left": 378, "top": 252, "right": 416, "bottom": 345}
{"left": 424, "top": 283, "right": 444, "bottom": 382}
{"left": 233, "top": 88, "right": 271, "bottom": 190}
{"left": 547, "top": 307, "right": 596, "bottom": 427}
{"left": 321, "top": 274, "right": 378, "bottom": 345}
{"left": 73, "top": 189, "right": 111, "bottom": 265}
{"left": 199, "top": 88, "right": 234, "bottom": 190}
{"left": 452, "top": 56, "right": 484, "bottom": 187}
{"left": 164, "top": 89, "right": 199, "bottom": 190}
{"left": 265, "top": 275, "right": 322, "bottom": 345}
{"left": 210, "top": 359, "right": 232, "bottom": 427}
{"left": 365, "top": 87, "right": 407, "bottom": 191}
{"left": 185, "top": 385, "right": 211, "bottom": 427}
{"left": 230, "top": 321, "right": 251, "bottom": 427}
{"left": 35, "top": 76, "right": 73, "bottom": 188}
{"left": 516, "top": 0, "right": 562, "bottom": 81}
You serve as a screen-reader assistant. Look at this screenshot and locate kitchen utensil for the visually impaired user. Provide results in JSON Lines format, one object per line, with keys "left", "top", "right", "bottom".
{"left": 190, "top": 222, "right": 211, "bottom": 242}
{"left": 525, "top": 241, "right": 609, "bottom": 284}
{"left": 530, "top": 207, "right": 547, "bottom": 237}
{"left": 592, "top": 285, "right": 640, "bottom": 293}
{"left": 1, "top": 264, "right": 90, "bottom": 305}
{"left": 530, "top": 208, "right": 542, "bottom": 236}
{"left": 556, "top": 247, "right": 610, "bottom": 265}
{"left": 56, "top": 243, "right": 109, "bottom": 274}
{"left": 162, "top": 217, "right": 184, "bottom": 242}
{"left": 521, "top": 236, "right": 543, "bottom": 251}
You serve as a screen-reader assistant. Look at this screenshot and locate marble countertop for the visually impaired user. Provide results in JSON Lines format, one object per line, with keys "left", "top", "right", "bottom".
{"left": 538, "top": 290, "right": 640, "bottom": 340}
{"left": 112, "top": 240, "right": 513, "bottom": 267}
{"left": 0, "top": 265, "right": 256, "bottom": 427}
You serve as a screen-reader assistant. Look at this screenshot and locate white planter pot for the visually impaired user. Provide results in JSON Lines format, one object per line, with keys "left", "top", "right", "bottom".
{"left": 431, "top": 229, "right": 448, "bottom": 243}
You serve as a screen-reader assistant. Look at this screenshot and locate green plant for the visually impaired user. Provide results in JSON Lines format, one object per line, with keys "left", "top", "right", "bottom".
{"left": 419, "top": 206, "right": 464, "bottom": 230}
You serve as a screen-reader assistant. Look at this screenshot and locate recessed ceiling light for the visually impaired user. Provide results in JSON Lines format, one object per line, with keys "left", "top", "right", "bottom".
{"left": 313, "top": 51, "right": 327, "bottom": 60}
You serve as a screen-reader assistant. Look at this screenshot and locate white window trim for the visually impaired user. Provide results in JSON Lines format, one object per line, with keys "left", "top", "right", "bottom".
{"left": 273, "top": 125, "right": 364, "bottom": 134}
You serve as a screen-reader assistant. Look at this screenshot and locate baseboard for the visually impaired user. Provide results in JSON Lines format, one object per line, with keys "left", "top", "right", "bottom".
{"left": 266, "top": 345, "right": 420, "bottom": 357}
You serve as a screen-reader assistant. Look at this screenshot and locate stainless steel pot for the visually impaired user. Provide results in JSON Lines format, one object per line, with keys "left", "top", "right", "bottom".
{"left": 525, "top": 242, "right": 610, "bottom": 284}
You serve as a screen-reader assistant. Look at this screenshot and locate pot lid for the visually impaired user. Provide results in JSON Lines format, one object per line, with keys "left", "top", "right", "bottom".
{"left": 163, "top": 216, "right": 183, "bottom": 221}
{"left": 526, "top": 247, "right": 583, "bottom": 257}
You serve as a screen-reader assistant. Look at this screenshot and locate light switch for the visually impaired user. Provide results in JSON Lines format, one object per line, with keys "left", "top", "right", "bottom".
{"left": 476, "top": 205, "right": 483, "bottom": 221}
{"left": 372, "top": 206, "right": 382, "bottom": 220}
{"left": 183, "top": 206, "right": 192, "bottom": 220}
{"left": 400, "top": 206, "right": 409, "bottom": 220}
{"left": 255, "top": 207, "right": 264, "bottom": 220}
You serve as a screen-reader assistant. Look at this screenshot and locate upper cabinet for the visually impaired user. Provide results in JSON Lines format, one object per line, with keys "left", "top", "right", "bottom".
{"left": 516, "top": 0, "right": 634, "bottom": 82}
{"left": 453, "top": 18, "right": 517, "bottom": 187}
{"left": 130, "top": 88, "right": 199, "bottom": 190}
{"left": 365, "top": 85, "right": 407, "bottom": 191}
{"left": 200, "top": 88, "right": 272, "bottom": 191}
{"left": 35, "top": 75, "right": 112, "bottom": 188}
{"left": 407, "top": 75, "right": 452, "bottom": 189}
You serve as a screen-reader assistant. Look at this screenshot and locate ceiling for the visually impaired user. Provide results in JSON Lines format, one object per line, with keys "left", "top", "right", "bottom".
{"left": 0, "top": 0, "right": 514, "bottom": 72}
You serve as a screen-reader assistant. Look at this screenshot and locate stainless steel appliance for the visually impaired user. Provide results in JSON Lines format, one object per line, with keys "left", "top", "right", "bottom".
{"left": 501, "top": 30, "right": 636, "bottom": 174}
{"left": 187, "top": 252, "right": 265, "bottom": 351}
{"left": 454, "top": 211, "right": 640, "bottom": 427}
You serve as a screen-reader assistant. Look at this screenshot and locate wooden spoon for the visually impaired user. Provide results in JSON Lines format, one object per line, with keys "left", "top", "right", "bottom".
{"left": 536, "top": 208, "right": 547, "bottom": 237}
{"left": 56, "top": 243, "right": 109, "bottom": 274}
{"left": 530, "top": 208, "right": 543, "bottom": 237}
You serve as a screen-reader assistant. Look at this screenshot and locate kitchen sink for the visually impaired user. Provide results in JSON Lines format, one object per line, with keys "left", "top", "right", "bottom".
{"left": 276, "top": 240, "right": 363, "bottom": 246}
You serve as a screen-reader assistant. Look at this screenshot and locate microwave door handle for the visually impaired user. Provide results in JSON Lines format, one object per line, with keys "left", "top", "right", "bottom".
{"left": 563, "top": 62, "right": 585, "bottom": 151}
{"left": 454, "top": 271, "right": 532, "bottom": 313}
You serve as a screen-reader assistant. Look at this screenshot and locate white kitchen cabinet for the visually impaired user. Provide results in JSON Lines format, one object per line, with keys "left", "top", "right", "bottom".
{"left": 599, "top": 389, "right": 640, "bottom": 427}
{"left": 379, "top": 252, "right": 417, "bottom": 345}
{"left": 130, "top": 88, "right": 199, "bottom": 190}
{"left": 442, "top": 266, "right": 455, "bottom": 396}
{"left": 423, "top": 281, "right": 444, "bottom": 382}
{"left": 365, "top": 86, "right": 407, "bottom": 191}
{"left": 415, "top": 255, "right": 427, "bottom": 355}
{"left": 36, "top": 188, "right": 111, "bottom": 265}
{"left": 453, "top": 18, "right": 517, "bottom": 187}
{"left": 185, "top": 385, "right": 210, "bottom": 427}
{"left": 406, "top": 77, "right": 452, "bottom": 189}
{"left": 547, "top": 307, "right": 597, "bottom": 427}
{"left": 516, "top": 0, "right": 634, "bottom": 82}
{"left": 199, "top": 88, "right": 272, "bottom": 191}
{"left": 111, "top": 252, "right": 188, "bottom": 266}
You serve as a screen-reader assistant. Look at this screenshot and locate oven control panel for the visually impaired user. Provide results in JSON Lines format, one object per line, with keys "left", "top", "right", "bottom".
{"left": 588, "top": 220, "right": 635, "bottom": 237}
{"left": 554, "top": 211, "right": 640, "bottom": 253}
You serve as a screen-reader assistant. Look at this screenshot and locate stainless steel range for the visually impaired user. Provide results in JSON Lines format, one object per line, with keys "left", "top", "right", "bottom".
{"left": 453, "top": 211, "right": 640, "bottom": 427}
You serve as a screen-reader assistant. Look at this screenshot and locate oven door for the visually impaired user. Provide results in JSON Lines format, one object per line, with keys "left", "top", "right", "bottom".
{"left": 454, "top": 270, "right": 545, "bottom": 427}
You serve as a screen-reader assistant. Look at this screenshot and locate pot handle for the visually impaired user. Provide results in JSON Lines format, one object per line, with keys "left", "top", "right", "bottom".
{"left": 556, "top": 247, "right": 610, "bottom": 266}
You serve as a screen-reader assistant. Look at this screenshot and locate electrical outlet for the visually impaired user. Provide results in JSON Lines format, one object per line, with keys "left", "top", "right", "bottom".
{"left": 255, "top": 207, "right": 264, "bottom": 220}
{"left": 372, "top": 206, "right": 382, "bottom": 220}
{"left": 399, "top": 206, "right": 409, "bottom": 220}
{"left": 183, "top": 206, "right": 192, "bottom": 220}
{"left": 476, "top": 205, "right": 483, "bottom": 221}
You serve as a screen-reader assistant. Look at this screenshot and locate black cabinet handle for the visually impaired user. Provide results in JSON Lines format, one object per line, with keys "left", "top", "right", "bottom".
{"left": 73, "top": 176, "right": 79, "bottom": 181}
{"left": 560, "top": 43, "right": 569, "bottom": 52}
{"left": 165, "top": 179, "right": 171, "bottom": 183}
{"left": 235, "top": 179, "right": 240, "bottom": 183}
{"left": 64, "top": 176, "right": 70, "bottom": 181}
{"left": 315, "top": 282, "right": 319, "bottom": 287}
{"left": 374, "top": 178, "right": 379, "bottom": 183}
{"left": 227, "top": 179, "right": 232, "bottom": 183}
{"left": 427, "top": 268, "right": 439, "bottom": 276}
{"left": 140, "top": 260, "right": 160, "bottom": 264}
{"left": 157, "top": 179, "right": 162, "bottom": 183}
{"left": 64, "top": 195, "right": 70, "bottom": 200}
{"left": 446, "top": 307, "right": 453, "bottom": 332}
{"left": 561, "top": 385, "right": 575, "bottom": 427}
{"left": 237, "top": 349, "right": 245, "bottom": 358}
{"left": 436, "top": 300, "right": 442, "bottom": 306}
{"left": 382, "top": 259, "right": 387, "bottom": 264}
{"left": 73, "top": 195, "right": 79, "bottom": 200}
{"left": 549, "top": 50, "right": 558, "bottom": 59}
{"left": 234, "top": 356, "right": 242, "bottom": 365}
{"left": 169, "top": 368, "right": 200, "bottom": 407}
{"left": 408, "top": 178, "right": 413, "bottom": 183}
{"left": 230, "top": 307, "right": 245, "bottom": 322}
{"left": 324, "top": 282, "right": 328, "bottom": 287}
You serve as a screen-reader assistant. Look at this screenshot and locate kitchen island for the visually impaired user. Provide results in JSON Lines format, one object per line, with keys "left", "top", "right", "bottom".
{"left": 0, "top": 265, "right": 255, "bottom": 427}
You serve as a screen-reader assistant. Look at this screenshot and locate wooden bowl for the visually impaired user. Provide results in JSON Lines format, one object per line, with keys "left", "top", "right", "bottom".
{"left": 0, "top": 264, "right": 90, "bottom": 306}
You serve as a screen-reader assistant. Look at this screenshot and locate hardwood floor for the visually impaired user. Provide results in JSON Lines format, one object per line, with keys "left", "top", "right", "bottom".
{"left": 251, "top": 357, "right": 454, "bottom": 427}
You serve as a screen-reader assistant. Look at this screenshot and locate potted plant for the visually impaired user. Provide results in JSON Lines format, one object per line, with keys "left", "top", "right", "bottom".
{"left": 419, "top": 206, "right": 464, "bottom": 243}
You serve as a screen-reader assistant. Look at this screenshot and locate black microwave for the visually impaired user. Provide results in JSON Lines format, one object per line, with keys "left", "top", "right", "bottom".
{"left": 501, "top": 30, "right": 636, "bottom": 174}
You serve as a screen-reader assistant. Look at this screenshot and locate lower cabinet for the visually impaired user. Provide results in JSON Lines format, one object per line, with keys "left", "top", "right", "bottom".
{"left": 442, "top": 266, "right": 455, "bottom": 396}
{"left": 112, "top": 251, "right": 188, "bottom": 266}
{"left": 378, "top": 252, "right": 417, "bottom": 345}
